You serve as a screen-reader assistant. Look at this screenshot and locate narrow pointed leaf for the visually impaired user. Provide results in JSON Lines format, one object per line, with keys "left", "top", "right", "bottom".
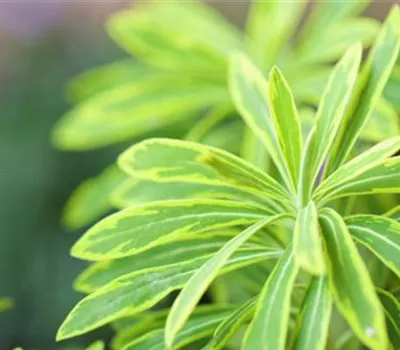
{"left": 71, "top": 199, "right": 271, "bottom": 261}
{"left": 292, "top": 277, "right": 332, "bottom": 350}
{"left": 206, "top": 297, "right": 257, "bottom": 350}
{"left": 165, "top": 216, "right": 285, "bottom": 347}
{"left": 75, "top": 233, "right": 279, "bottom": 293}
{"left": 298, "top": 44, "right": 362, "bottom": 205}
{"left": 118, "top": 138, "right": 291, "bottom": 203}
{"left": 269, "top": 67, "right": 303, "bottom": 184}
{"left": 229, "top": 53, "right": 295, "bottom": 194}
{"left": 243, "top": 244, "right": 298, "bottom": 350}
{"left": 123, "top": 307, "right": 233, "bottom": 350}
{"left": 57, "top": 248, "right": 272, "bottom": 340}
{"left": 111, "top": 178, "right": 283, "bottom": 214}
{"left": 377, "top": 289, "right": 400, "bottom": 349}
{"left": 85, "top": 341, "right": 104, "bottom": 350}
{"left": 293, "top": 201, "right": 325, "bottom": 275}
{"left": 346, "top": 215, "right": 400, "bottom": 278}
{"left": 246, "top": 1, "right": 305, "bottom": 72}
{"left": 384, "top": 205, "right": 400, "bottom": 222}
{"left": 319, "top": 208, "right": 387, "bottom": 350}
{"left": 315, "top": 137, "right": 400, "bottom": 202}
{"left": 321, "top": 157, "right": 400, "bottom": 202}
{"left": 327, "top": 7, "right": 400, "bottom": 173}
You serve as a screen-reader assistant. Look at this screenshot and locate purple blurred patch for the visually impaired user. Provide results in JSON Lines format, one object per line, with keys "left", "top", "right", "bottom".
{"left": 316, "top": 161, "right": 326, "bottom": 186}
{"left": 0, "top": 1, "right": 63, "bottom": 39}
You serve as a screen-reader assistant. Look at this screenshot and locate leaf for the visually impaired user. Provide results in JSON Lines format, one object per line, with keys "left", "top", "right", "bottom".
{"left": 118, "top": 138, "right": 291, "bottom": 204}
{"left": 384, "top": 65, "right": 400, "bottom": 112}
{"left": 297, "top": 18, "right": 378, "bottom": 65}
{"left": 269, "top": 67, "right": 303, "bottom": 185}
{"left": 320, "top": 157, "right": 400, "bottom": 202}
{"left": 319, "top": 208, "right": 387, "bottom": 350}
{"left": 63, "top": 165, "right": 127, "bottom": 230}
{"left": 293, "top": 201, "right": 325, "bottom": 275}
{"left": 122, "top": 307, "right": 233, "bottom": 350}
{"left": 75, "top": 232, "right": 280, "bottom": 293}
{"left": 66, "top": 60, "right": 153, "bottom": 103}
{"left": 165, "top": 216, "right": 286, "bottom": 347}
{"left": 346, "top": 215, "right": 400, "bottom": 278}
{"left": 362, "top": 98, "right": 399, "bottom": 142}
{"left": 291, "top": 277, "right": 332, "bottom": 350}
{"left": 246, "top": 1, "right": 305, "bottom": 72}
{"left": 112, "top": 178, "right": 284, "bottom": 214}
{"left": 52, "top": 81, "right": 229, "bottom": 150}
{"left": 0, "top": 297, "right": 13, "bottom": 313}
{"left": 384, "top": 205, "right": 400, "bottom": 222}
{"left": 243, "top": 244, "right": 298, "bottom": 350}
{"left": 107, "top": 2, "right": 243, "bottom": 74}
{"left": 315, "top": 137, "right": 400, "bottom": 203}
{"left": 327, "top": 7, "right": 400, "bottom": 173}
{"left": 377, "top": 289, "right": 400, "bottom": 349}
{"left": 206, "top": 297, "right": 257, "bottom": 350}
{"left": 85, "top": 340, "right": 104, "bottom": 350}
{"left": 297, "top": 43, "right": 362, "bottom": 205}
{"left": 71, "top": 199, "right": 271, "bottom": 261}
{"left": 298, "top": 0, "right": 371, "bottom": 50}
{"left": 229, "top": 53, "right": 295, "bottom": 194}
{"left": 57, "top": 247, "right": 272, "bottom": 340}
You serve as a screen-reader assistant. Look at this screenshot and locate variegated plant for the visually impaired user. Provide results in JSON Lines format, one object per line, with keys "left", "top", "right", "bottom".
{"left": 57, "top": 7, "right": 400, "bottom": 350}
{"left": 52, "top": 0, "right": 399, "bottom": 231}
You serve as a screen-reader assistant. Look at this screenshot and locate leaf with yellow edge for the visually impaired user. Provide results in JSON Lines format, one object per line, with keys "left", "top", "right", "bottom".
{"left": 293, "top": 201, "right": 326, "bottom": 275}
{"left": 319, "top": 208, "right": 387, "bottom": 350}
{"left": 71, "top": 199, "right": 271, "bottom": 261}
{"left": 165, "top": 215, "right": 286, "bottom": 347}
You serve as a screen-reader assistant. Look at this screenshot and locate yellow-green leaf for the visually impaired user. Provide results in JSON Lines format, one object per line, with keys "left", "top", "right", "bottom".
{"left": 293, "top": 201, "right": 325, "bottom": 275}
{"left": 377, "top": 289, "right": 400, "bottom": 349}
{"left": 319, "top": 208, "right": 387, "bottom": 350}
{"left": 71, "top": 199, "right": 271, "bottom": 261}
{"left": 243, "top": 244, "right": 298, "bottom": 350}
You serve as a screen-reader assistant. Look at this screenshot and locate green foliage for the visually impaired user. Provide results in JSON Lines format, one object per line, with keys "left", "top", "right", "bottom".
{"left": 0, "top": 298, "right": 13, "bottom": 313}
{"left": 53, "top": 1, "right": 400, "bottom": 349}
{"left": 53, "top": 0, "right": 395, "bottom": 231}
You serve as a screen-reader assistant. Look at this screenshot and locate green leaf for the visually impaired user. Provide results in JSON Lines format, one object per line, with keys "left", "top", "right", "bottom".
{"left": 319, "top": 208, "right": 387, "bottom": 350}
{"left": 63, "top": 165, "right": 126, "bottom": 230}
{"left": 66, "top": 60, "right": 153, "bottom": 103}
{"left": 384, "top": 205, "right": 400, "bottom": 222}
{"left": 362, "top": 98, "right": 400, "bottom": 142}
{"left": 298, "top": 0, "right": 371, "bottom": 50}
{"left": 122, "top": 307, "right": 234, "bottom": 350}
{"left": 229, "top": 53, "right": 295, "bottom": 194}
{"left": 269, "top": 67, "right": 303, "bottom": 185}
{"left": 346, "top": 215, "right": 400, "bottom": 278}
{"left": 384, "top": 65, "right": 400, "bottom": 112}
{"left": 327, "top": 6, "right": 400, "bottom": 173}
{"left": 292, "top": 277, "right": 332, "bottom": 350}
{"left": 206, "top": 297, "right": 257, "bottom": 350}
{"left": 71, "top": 199, "right": 271, "bottom": 261}
{"left": 0, "top": 297, "right": 13, "bottom": 313}
{"left": 111, "top": 178, "right": 284, "bottom": 214}
{"left": 246, "top": 1, "right": 305, "bottom": 72}
{"left": 118, "top": 138, "right": 291, "bottom": 204}
{"left": 320, "top": 157, "right": 400, "bottom": 202}
{"left": 165, "top": 216, "right": 286, "bottom": 347}
{"left": 377, "top": 289, "right": 400, "bottom": 349}
{"left": 297, "top": 43, "right": 362, "bottom": 205}
{"left": 85, "top": 340, "right": 104, "bottom": 350}
{"left": 297, "top": 18, "right": 378, "bottom": 65}
{"left": 293, "top": 201, "right": 325, "bottom": 275}
{"left": 315, "top": 137, "right": 400, "bottom": 203}
{"left": 107, "top": 2, "right": 243, "bottom": 74}
{"left": 52, "top": 81, "right": 229, "bottom": 150}
{"left": 57, "top": 248, "right": 272, "bottom": 340}
{"left": 243, "top": 244, "right": 298, "bottom": 350}
{"left": 74, "top": 232, "right": 280, "bottom": 293}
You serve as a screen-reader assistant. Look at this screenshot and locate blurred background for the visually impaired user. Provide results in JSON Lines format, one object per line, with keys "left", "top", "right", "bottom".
{"left": 0, "top": 1, "right": 397, "bottom": 349}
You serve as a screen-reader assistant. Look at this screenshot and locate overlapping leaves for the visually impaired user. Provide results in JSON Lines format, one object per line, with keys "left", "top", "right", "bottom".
{"left": 57, "top": 4, "right": 400, "bottom": 350}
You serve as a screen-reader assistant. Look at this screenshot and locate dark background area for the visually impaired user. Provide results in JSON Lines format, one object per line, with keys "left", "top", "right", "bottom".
{"left": 0, "top": 1, "right": 397, "bottom": 349}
